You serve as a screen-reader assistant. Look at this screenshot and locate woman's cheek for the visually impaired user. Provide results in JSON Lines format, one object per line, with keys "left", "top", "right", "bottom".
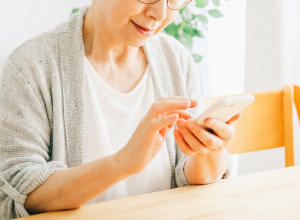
{"left": 158, "top": 12, "right": 179, "bottom": 32}
{"left": 155, "top": 26, "right": 167, "bottom": 35}
{"left": 156, "top": 16, "right": 177, "bottom": 34}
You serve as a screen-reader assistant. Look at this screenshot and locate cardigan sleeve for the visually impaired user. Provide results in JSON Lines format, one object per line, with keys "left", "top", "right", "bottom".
{"left": 174, "top": 50, "right": 233, "bottom": 187}
{"left": 0, "top": 61, "right": 67, "bottom": 220}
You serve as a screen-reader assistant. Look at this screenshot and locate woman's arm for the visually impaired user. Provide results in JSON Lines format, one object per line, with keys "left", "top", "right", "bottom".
{"left": 24, "top": 154, "right": 129, "bottom": 214}
{"left": 24, "top": 98, "right": 196, "bottom": 214}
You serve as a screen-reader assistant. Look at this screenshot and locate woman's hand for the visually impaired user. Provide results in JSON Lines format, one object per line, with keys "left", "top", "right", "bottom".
{"left": 174, "top": 113, "right": 241, "bottom": 157}
{"left": 174, "top": 113, "right": 241, "bottom": 185}
{"left": 115, "top": 97, "right": 197, "bottom": 176}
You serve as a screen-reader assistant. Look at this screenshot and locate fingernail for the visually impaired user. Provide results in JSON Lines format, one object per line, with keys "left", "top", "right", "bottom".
{"left": 186, "top": 121, "right": 195, "bottom": 129}
{"left": 177, "top": 120, "right": 184, "bottom": 128}
{"left": 207, "top": 120, "right": 214, "bottom": 127}
{"left": 181, "top": 100, "right": 191, "bottom": 105}
{"left": 169, "top": 114, "right": 178, "bottom": 119}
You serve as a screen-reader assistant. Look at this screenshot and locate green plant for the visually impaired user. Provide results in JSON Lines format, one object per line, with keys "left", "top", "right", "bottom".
{"left": 164, "top": 0, "right": 226, "bottom": 63}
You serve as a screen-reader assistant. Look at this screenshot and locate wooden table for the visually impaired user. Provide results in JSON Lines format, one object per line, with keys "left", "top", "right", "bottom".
{"left": 20, "top": 166, "right": 300, "bottom": 220}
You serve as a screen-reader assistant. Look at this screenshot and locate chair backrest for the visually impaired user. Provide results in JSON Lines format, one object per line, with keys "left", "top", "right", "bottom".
{"left": 204, "top": 85, "right": 299, "bottom": 167}
{"left": 294, "top": 85, "right": 300, "bottom": 124}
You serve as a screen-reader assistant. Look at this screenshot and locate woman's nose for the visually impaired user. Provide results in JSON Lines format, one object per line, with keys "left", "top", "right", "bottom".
{"left": 146, "top": 0, "right": 168, "bottom": 22}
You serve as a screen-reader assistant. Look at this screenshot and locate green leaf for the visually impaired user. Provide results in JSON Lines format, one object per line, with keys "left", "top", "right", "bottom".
{"left": 183, "top": 27, "right": 203, "bottom": 38}
{"left": 178, "top": 21, "right": 187, "bottom": 34}
{"left": 212, "top": 0, "right": 220, "bottom": 6}
{"left": 192, "top": 54, "right": 203, "bottom": 63}
{"left": 71, "top": 8, "right": 80, "bottom": 15}
{"left": 164, "top": 23, "right": 179, "bottom": 36}
{"left": 208, "top": 9, "right": 224, "bottom": 18}
{"left": 198, "top": 14, "right": 208, "bottom": 23}
{"left": 178, "top": 33, "right": 193, "bottom": 50}
{"left": 195, "top": 0, "right": 209, "bottom": 8}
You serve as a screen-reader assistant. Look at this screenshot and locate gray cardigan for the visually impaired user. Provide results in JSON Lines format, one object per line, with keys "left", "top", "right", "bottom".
{"left": 0, "top": 5, "right": 232, "bottom": 219}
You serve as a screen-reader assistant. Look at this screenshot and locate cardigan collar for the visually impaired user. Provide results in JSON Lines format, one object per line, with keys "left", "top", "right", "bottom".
{"left": 58, "top": 5, "right": 172, "bottom": 168}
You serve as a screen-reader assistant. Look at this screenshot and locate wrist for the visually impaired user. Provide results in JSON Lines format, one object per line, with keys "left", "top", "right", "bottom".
{"left": 195, "top": 148, "right": 225, "bottom": 159}
{"left": 114, "top": 151, "right": 134, "bottom": 178}
{"left": 185, "top": 149, "right": 227, "bottom": 185}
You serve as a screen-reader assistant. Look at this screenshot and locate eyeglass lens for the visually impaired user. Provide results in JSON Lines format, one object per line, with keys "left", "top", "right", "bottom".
{"left": 138, "top": 0, "right": 192, "bottom": 10}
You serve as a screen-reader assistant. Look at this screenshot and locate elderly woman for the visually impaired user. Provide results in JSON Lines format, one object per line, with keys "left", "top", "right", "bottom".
{"left": 0, "top": 0, "right": 240, "bottom": 219}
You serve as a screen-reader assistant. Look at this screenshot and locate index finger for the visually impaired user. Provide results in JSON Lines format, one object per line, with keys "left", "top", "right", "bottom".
{"left": 148, "top": 100, "right": 192, "bottom": 119}
{"left": 159, "top": 97, "right": 198, "bottom": 108}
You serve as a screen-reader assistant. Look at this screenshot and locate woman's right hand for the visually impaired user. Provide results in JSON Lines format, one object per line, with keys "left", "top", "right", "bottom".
{"left": 115, "top": 97, "right": 198, "bottom": 176}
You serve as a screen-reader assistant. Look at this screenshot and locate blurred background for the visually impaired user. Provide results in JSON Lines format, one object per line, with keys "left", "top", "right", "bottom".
{"left": 1, "top": 0, "right": 300, "bottom": 177}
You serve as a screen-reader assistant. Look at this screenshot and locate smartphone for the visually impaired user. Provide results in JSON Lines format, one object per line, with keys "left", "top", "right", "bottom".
{"left": 195, "top": 95, "right": 255, "bottom": 129}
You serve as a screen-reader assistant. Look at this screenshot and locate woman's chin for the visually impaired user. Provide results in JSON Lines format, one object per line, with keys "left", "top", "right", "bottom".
{"left": 126, "top": 37, "right": 150, "bottom": 48}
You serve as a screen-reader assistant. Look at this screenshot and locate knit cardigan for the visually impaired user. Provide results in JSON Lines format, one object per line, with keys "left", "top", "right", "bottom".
{"left": 0, "top": 5, "right": 233, "bottom": 219}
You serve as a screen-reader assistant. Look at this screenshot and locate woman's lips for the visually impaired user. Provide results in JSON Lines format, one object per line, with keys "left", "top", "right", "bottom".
{"left": 132, "top": 21, "right": 156, "bottom": 36}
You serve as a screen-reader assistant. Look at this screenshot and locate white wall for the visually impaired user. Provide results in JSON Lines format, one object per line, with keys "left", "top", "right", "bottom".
{"left": 207, "top": 0, "right": 246, "bottom": 98}
{"left": 245, "top": 0, "right": 300, "bottom": 92}
{"left": 280, "top": 0, "right": 300, "bottom": 86}
{"left": 0, "top": 0, "right": 91, "bottom": 71}
{"left": 244, "top": 0, "right": 282, "bottom": 93}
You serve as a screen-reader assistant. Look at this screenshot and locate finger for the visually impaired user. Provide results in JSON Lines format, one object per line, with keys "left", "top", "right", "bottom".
{"left": 205, "top": 118, "right": 235, "bottom": 141}
{"left": 167, "top": 123, "right": 174, "bottom": 129}
{"left": 159, "top": 96, "right": 189, "bottom": 101}
{"left": 174, "top": 128, "right": 198, "bottom": 156}
{"left": 159, "top": 126, "right": 170, "bottom": 138}
{"left": 162, "top": 110, "right": 194, "bottom": 128}
{"left": 147, "top": 114, "right": 179, "bottom": 140}
{"left": 185, "top": 120, "right": 224, "bottom": 150}
{"left": 189, "top": 99, "right": 198, "bottom": 108}
{"left": 158, "top": 97, "right": 198, "bottom": 109}
{"left": 177, "top": 119, "right": 211, "bottom": 155}
{"left": 165, "top": 110, "right": 195, "bottom": 120}
{"left": 227, "top": 112, "right": 241, "bottom": 124}
{"left": 149, "top": 100, "right": 191, "bottom": 119}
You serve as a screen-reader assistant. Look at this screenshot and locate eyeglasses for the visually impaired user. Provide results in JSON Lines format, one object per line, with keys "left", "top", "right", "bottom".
{"left": 138, "top": 0, "right": 193, "bottom": 10}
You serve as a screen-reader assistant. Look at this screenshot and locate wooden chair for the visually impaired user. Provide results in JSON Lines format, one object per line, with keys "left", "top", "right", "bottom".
{"left": 204, "top": 85, "right": 300, "bottom": 167}
{"left": 294, "top": 85, "right": 300, "bottom": 124}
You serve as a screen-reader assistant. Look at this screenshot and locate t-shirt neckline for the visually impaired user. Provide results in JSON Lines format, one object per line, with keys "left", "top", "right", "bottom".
{"left": 84, "top": 56, "right": 150, "bottom": 97}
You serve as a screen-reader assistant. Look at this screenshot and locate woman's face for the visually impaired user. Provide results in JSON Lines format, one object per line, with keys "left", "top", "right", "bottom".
{"left": 94, "top": 0, "right": 179, "bottom": 47}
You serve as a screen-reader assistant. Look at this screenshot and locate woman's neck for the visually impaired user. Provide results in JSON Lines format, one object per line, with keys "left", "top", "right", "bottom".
{"left": 82, "top": 4, "right": 140, "bottom": 67}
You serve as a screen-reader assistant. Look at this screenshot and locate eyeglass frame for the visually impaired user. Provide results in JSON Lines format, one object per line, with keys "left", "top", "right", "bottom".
{"left": 138, "top": 0, "right": 193, "bottom": 10}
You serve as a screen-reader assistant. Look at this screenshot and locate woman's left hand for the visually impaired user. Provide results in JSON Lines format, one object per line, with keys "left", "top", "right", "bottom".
{"left": 174, "top": 113, "right": 241, "bottom": 157}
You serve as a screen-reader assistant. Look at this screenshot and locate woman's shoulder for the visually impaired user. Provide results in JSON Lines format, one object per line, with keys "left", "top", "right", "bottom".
{"left": 145, "top": 32, "right": 198, "bottom": 98}
{"left": 0, "top": 21, "right": 68, "bottom": 105}
{"left": 6, "top": 22, "right": 66, "bottom": 70}
{"left": 148, "top": 32, "right": 195, "bottom": 72}
{"left": 151, "top": 33, "right": 194, "bottom": 61}
{"left": 5, "top": 7, "right": 84, "bottom": 76}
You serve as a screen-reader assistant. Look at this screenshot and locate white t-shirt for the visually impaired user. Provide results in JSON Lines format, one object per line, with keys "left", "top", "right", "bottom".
{"left": 84, "top": 57, "right": 171, "bottom": 204}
